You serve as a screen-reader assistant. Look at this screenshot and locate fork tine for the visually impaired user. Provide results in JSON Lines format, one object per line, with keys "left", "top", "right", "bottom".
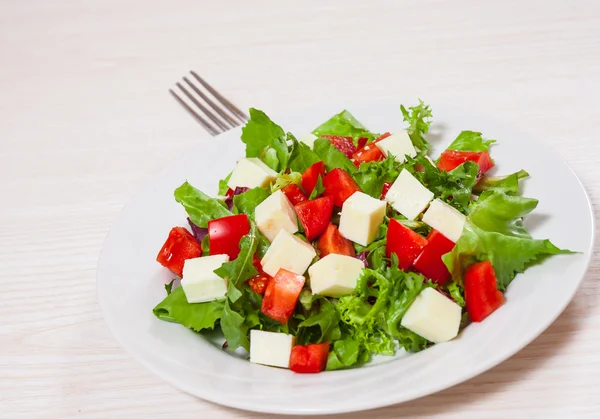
{"left": 169, "top": 89, "right": 220, "bottom": 136}
{"left": 176, "top": 82, "right": 229, "bottom": 132}
{"left": 190, "top": 71, "right": 248, "bottom": 122}
{"left": 182, "top": 77, "right": 240, "bottom": 128}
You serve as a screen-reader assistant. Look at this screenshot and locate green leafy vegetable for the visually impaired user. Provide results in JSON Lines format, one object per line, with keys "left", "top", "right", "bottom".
{"left": 233, "top": 187, "right": 270, "bottom": 217}
{"left": 214, "top": 230, "right": 259, "bottom": 303}
{"left": 221, "top": 301, "right": 250, "bottom": 350}
{"left": 326, "top": 337, "right": 369, "bottom": 370}
{"left": 153, "top": 287, "right": 224, "bottom": 331}
{"left": 474, "top": 170, "right": 529, "bottom": 195}
{"left": 312, "top": 110, "right": 379, "bottom": 143}
{"left": 174, "top": 181, "right": 232, "bottom": 227}
{"left": 288, "top": 136, "right": 320, "bottom": 173}
{"left": 218, "top": 172, "right": 232, "bottom": 195}
{"left": 297, "top": 297, "right": 341, "bottom": 344}
{"left": 308, "top": 176, "right": 325, "bottom": 200}
{"left": 164, "top": 279, "right": 176, "bottom": 295}
{"left": 241, "top": 108, "right": 289, "bottom": 171}
{"left": 446, "top": 281, "right": 465, "bottom": 307}
{"left": 447, "top": 130, "right": 495, "bottom": 152}
{"left": 401, "top": 100, "right": 432, "bottom": 151}
{"left": 271, "top": 171, "right": 302, "bottom": 192}
{"left": 313, "top": 138, "right": 357, "bottom": 174}
{"left": 352, "top": 155, "right": 400, "bottom": 198}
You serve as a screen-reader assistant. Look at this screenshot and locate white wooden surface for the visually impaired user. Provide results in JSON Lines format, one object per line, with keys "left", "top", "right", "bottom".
{"left": 2, "top": 0, "right": 600, "bottom": 417}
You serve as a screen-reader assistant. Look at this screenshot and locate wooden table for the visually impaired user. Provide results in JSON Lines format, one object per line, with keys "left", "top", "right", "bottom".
{"left": 2, "top": 1, "right": 599, "bottom": 417}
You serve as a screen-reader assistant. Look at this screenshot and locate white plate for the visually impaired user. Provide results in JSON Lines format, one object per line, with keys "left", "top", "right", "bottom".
{"left": 97, "top": 102, "right": 594, "bottom": 415}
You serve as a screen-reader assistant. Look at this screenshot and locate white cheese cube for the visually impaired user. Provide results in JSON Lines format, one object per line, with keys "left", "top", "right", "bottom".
{"left": 375, "top": 131, "right": 417, "bottom": 163}
{"left": 255, "top": 190, "right": 298, "bottom": 242}
{"left": 339, "top": 191, "right": 387, "bottom": 246}
{"left": 308, "top": 254, "right": 364, "bottom": 297}
{"left": 400, "top": 287, "right": 462, "bottom": 343}
{"left": 261, "top": 229, "right": 316, "bottom": 277}
{"left": 181, "top": 254, "right": 229, "bottom": 303}
{"left": 299, "top": 133, "right": 318, "bottom": 149}
{"left": 249, "top": 330, "right": 295, "bottom": 368}
{"left": 422, "top": 199, "right": 466, "bottom": 242}
{"left": 227, "top": 157, "right": 278, "bottom": 190}
{"left": 385, "top": 169, "right": 434, "bottom": 220}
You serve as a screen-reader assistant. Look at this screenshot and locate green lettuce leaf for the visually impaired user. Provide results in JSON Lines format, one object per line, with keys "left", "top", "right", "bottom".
{"left": 153, "top": 287, "right": 224, "bottom": 332}
{"left": 308, "top": 176, "right": 325, "bottom": 200}
{"left": 474, "top": 170, "right": 529, "bottom": 195}
{"left": 447, "top": 130, "right": 495, "bottom": 152}
{"left": 313, "top": 138, "right": 357, "bottom": 174}
{"left": 288, "top": 136, "right": 320, "bottom": 173}
{"left": 297, "top": 297, "right": 342, "bottom": 344}
{"left": 401, "top": 100, "right": 432, "bottom": 151}
{"left": 233, "top": 187, "right": 270, "bottom": 217}
{"left": 312, "top": 110, "right": 379, "bottom": 143}
{"left": 220, "top": 300, "right": 250, "bottom": 350}
{"left": 241, "top": 109, "right": 289, "bottom": 171}
{"left": 218, "top": 172, "right": 232, "bottom": 195}
{"left": 214, "top": 230, "right": 259, "bottom": 303}
{"left": 326, "top": 337, "right": 369, "bottom": 370}
{"left": 174, "top": 181, "right": 232, "bottom": 227}
{"left": 352, "top": 155, "right": 400, "bottom": 198}
{"left": 271, "top": 171, "right": 303, "bottom": 192}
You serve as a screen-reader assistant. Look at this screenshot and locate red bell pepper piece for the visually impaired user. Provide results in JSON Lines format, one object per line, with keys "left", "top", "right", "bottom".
{"left": 282, "top": 184, "right": 308, "bottom": 205}
{"left": 386, "top": 219, "right": 429, "bottom": 270}
{"left": 294, "top": 196, "right": 335, "bottom": 241}
{"left": 289, "top": 342, "right": 330, "bottom": 373}
{"left": 320, "top": 135, "right": 357, "bottom": 158}
{"left": 317, "top": 223, "right": 356, "bottom": 257}
{"left": 356, "top": 137, "right": 369, "bottom": 149}
{"left": 380, "top": 182, "right": 392, "bottom": 200}
{"left": 322, "top": 168, "right": 362, "bottom": 207}
{"left": 208, "top": 214, "right": 251, "bottom": 260}
{"left": 301, "top": 161, "right": 326, "bottom": 196}
{"left": 261, "top": 269, "right": 306, "bottom": 324}
{"left": 464, "top": 260, "right": 505, "bottom": 322}
{"left": 412, "top": 230, "right": 455, "bottom": 285}
{"left": 438, "top": 150, "right": 494, "bottom": 174}
{"left": 156, "top": 227, "right": 202, "bottom": 277}
{"left": 247, "top": 274, "right": 270, "bottom": 295}
{"left": 351, "top": 132, "right": 391, "bottom": 166}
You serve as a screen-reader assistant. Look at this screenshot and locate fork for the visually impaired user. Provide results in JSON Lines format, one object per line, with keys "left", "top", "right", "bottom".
{"left": 169, "top": 71, "right": 248, "bottom": 136}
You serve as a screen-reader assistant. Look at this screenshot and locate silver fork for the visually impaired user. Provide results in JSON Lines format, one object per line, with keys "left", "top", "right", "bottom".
{"left": 169, "top": 71, "right": 248, "bottom": 136}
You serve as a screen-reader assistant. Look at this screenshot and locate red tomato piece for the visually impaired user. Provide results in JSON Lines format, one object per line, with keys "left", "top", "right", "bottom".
{"left": 322, "top": 168, "right": 362, "bottom": 207}
{"left": 289, "top": 342, "right": 330, "bottom": 373}
{"left": 437, "top": 150, "right": 495, "bottom": 174}
{"left": 464, "top": 260, "right": 505, "bottom": 322}
{"left": 295, "top": 196, "right": 335, "bottom": 241}
{"left": 208, "top": 214, "right": 251, "bottom": 260}
{"left": 412, "top": 230, "right": 455, "bottom": 285}
{"left": 386, "top": 219, "right": 429, "bottom": 270}
{"left": 317, "top": 223, "right": 356, "bottom": 257}
{"left": 261, "top": 269, "right": 306, "bottom": 324}
{"left": 356, "top": 137, "right": 369, "bottom": 149}
{"left": 282, "top": 184, "right": 308, "bottom": 205}
{"left": 380, "top": 182, "right": 392, "bottom": 200}
{"left": 320, "top": 135, "right": 357, "bottom": 158}
{"left": 301, "top": 161, "right": 326, "bottom": 196}
{"left": 247, "top": 274, "right": 270, "bottom": 295}
{"left": 156, "top": 227, "right": 202, "bottom": 277}
{"left": 352, "top": 144, "right": 384, "bottom": 165}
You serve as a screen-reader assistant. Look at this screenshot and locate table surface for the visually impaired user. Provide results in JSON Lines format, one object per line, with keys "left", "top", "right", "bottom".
{"left": 2, "top": 1, "right": 600, "bottom": 418}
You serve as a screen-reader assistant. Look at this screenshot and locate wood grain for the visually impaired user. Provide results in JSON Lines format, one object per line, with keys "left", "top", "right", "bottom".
{"left": 1, "top": 0, "right": 599, "bottom": 417}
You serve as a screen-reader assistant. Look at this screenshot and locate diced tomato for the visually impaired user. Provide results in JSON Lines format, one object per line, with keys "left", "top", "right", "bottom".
{"left": 320, "top": 135, "right": 357, "bottom": 158}
{"left": 248, "top": 274, "right": 270, "bottom": 295}
{"left": 412, "top": 230, "right": 455, "bottom": 285}
{"left": 208, "top": 214, "right": 250, "bottom": 260}
{"left": 357, "top": 137, "right": 369, "bottom": 149}
{"left": 380, "top": 182, "right": 392, "bottom": 200}
{"left": 386, "top": 219, "right": 429, "bottom": 270}
{"left": 261, "top": 269, "right": 306, "bottom": 324}
{"left": 289, "top": 342, "right": 330, "bottom": 373}
{"left": 438, "top": 150, "right": 494, "bottom": 174}
{"left": 156, "top": 227, "right": 202, "bottom": 277}
{"left": 322, "top": 168, "right": 362, "bottom": 207}
{"left": 301, "top": 161, "right": 326, "bottom": 196}
{"left": 295, "top": 196, "right": 335, "bottom": 241}
{"left": 464, "top": 260, "right": 505, "bottom": 322}
{"left": 317, "top": 223, "right": 356, "bottom": 257}
{"left": 282, "top": 184, "right": 307, "bottom": 205}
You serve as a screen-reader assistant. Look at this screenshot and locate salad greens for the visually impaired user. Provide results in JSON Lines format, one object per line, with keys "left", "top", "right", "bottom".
{"left": 154, "top": 100, "right": 573, "bottom": 372}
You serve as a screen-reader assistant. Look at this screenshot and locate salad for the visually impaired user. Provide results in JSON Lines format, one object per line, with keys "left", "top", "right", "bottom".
{"left": 153, "top": 101, "right": 572, "bottom": 373}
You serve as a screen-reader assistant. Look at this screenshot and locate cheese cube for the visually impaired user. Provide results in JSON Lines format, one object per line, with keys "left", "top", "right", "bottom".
{"left": 299, "top": 133, "right": 318, "bottom": 149}
{"left": 255, "top": 190, "right": 298, "bottom": 242}
{"left": 181, "top": 254, "right": 229, "bottom": 303}
{"left": 250, "top": 330, "right": 295, "bottom": 368}
{"left": 227, "top": 157, "right": 278, "bottom": 190}
{"left": 375, "top": 131, "right": 417, "bottom": 163}
{"left": 422, "top": 199, "right": 466, "bottom": 242}
{"left": 308, "top": 254, "right": 364, "bottom": 297}
{"left": 339, "top": 192, "right": 387, "bottom": 246}
{"left": 261, "top": 229, "right": 316, "bottom": 277}
{"left": 385, "top": 169, "right": 434, "bottom": 220}
{"left": 400, "top": 287, "right": 462, "bottom": 343}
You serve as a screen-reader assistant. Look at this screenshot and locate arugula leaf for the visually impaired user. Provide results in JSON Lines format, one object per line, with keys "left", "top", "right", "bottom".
{"left": 401, "top": 100, "right": 432, "bottom": 151}
{"left": 164, "top": 279, "right": 176, "bottom": 295}
{"left": 214, "top": 230, "right": 259, "bottom": 303}
{"left": 447, "top": 130, "right": 495, "bottom": 152}
{"left": 312, "top": 110, "right": 379, "bottom": 143}
{"left": 174, "top": 181, "right": 233, "bottom": 227}
{"left": 241, "top": 108, "right": 289, "bottom": 171}
{"left": 313, "top": 138, "right": 357, "bottom": 174}
{"left": 308, "top": 176, "right": 325, "bottom": 200}
{"left": 443, "top": 221, "right": 574, "bottom": 290}
{"left": 233, "top": 187, "right": 270, "bottom": 217}
{"left": 288, "top": 136, "right": 320, "bottom": 173}
{"left": 218, "top": 172, "right": 232, "bottom": 196}
{"left": 326, "top": 337, "right": 369, "bottom": 370}
{"left": 297, "top": 297, "right": 341, "bottom": 344}
{"left": 220, "top": 300, "right": 250, "bottom": 351}
{"left": 474, "top": 170, "right": 529, "bottom": 195}
{"left": 153, "top": 287, "right": 224, "bottom": 331}
{"left": 353, "top": 155, "right": 400, "bottom": 198}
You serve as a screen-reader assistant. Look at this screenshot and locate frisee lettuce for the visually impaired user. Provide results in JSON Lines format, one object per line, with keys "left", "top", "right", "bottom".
{"left": 401, "top": 100, "right": 432, "bottom": 151}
